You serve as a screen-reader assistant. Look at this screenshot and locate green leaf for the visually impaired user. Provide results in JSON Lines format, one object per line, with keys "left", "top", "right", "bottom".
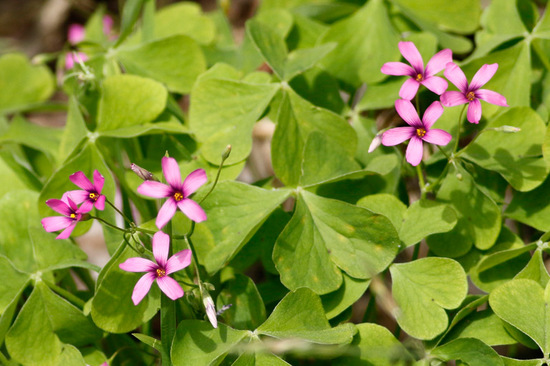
{"left": 59, "top": 97, "right": 89, "bottom": 161}
{"left": 117, "top": 35, "right": 206, "bottom": 94}
{"left": 515, "top": 249, "right": 550, "bottom": 288}
{"left": 171, "top": 320, "right": 248, "bottom": 366}
{"left": 257, "top": 288, "right": 357, "bottom": 345}
{"left": 194, "top": 182, "right": 291, "bottom": 274}
{"left": 462, "top": 107, "right": 548, "bottom": 192}
{"left": 357, "top": 193, "right": 407, "bottom": 233}
{"left": 284, "top": 43, "right": 336, "bottom": 81}
{"left": 544, "top": 124, "right": 550, "bottom": 169}
{"left": 321, "top": 273, "right": 370, "bottom": 320}
{"left": 390, "top": 258, "right": 468, "bottom": 340}
{"left": 233, "top": 352, "right": 291, "bottom": 366}
{"left": 431, "top": 338, "right": 504, "bottom": 366}
{"left": 132, "top": 333, "right": 162, "bottom": 351}
{"left": 320, "top": 0, "right": 400, "bottom": 85}
{"left": 0, "top": 53, "right": 54, "bottom": 114}
{"left": 116, "top": 0, "right": 144, "bottom": 46}
{"left": 189, "top": 77, "right": 279, "bottom": 165}
{"left": 444, "top": 309, "right": 518, "bottom": 346}
{"left": 217, "top": 274, "right": 266, "bottom": 330}
{"left": 96, "top": 74, "right": 167, "bottom": 132}
{"left": 505, "top": 176, "right": 550, "bottom": 232}
{"left": 91, "top": 243, "right": 160, "bottom": 333}
{"left": 0, "top": 256, "right": 29, "bottom": 314}
{"left": 57, "top": 345, "right": 87, "bottom": 366}
{"left": 489, "top": 279, "right": 550, "bottom": 356}
{"left": 246, "top": 19, "right": 288, "bottom": 79}
{"left": 29, "top": 225, "right": 88, "bottom": 272}
{"left": 274, "top": 190, "right": 399, "bottom": 294}
{"left": 501, "top": 357, "right": 544, "bottom": 366}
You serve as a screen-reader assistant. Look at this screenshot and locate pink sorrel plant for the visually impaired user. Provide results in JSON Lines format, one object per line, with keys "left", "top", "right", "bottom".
{"left": 66, "top": 170, "right": 105, "bottom": 212}
{"left": 41, "top": 195, "right": 89, "bottom": 239}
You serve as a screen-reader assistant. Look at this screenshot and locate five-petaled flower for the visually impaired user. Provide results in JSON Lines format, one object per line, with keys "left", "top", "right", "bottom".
{"left": 137, "top": 157, "right": 207, "bottom": 229}
{"left": 66, "top": 170, "right": 106, "bottom": 212}
{"left": 119, "top": 231, "right": 192, "bottom": 305}
{"left": 41, "top": 195, "right": 89, "bottom": 239}
{"left": 381, "top": 41, "right": 452, "bottom": 100}
{"left": 441, "top": 62, "right": 508, "bottom": 124}
{"left": 382, "top": 100, "right": 452, "bottom": 166}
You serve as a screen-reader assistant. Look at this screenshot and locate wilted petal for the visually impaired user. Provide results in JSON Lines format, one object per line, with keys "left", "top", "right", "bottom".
{"left": 68, "top": 24, "right": 85, "bottom": 44}
{"left": 405, "top": 137, "right": 424, "bottom": 166}
{"left": 183, "top": 169, "right": 207, "bottom": 197}
{"left": 470, "top": 64, "right": 498, "bottom": 90}
{"left": 440, "top": 91, "right": 469, "bottom": 107}
{"left": 399, "top": 42, "right": 424, "bottom": 72}
{"left": 425, "top": 49, "right": 452, "bottom": 76}
{"left": 152, "top": 231, "right": 170, "bottom": 267}
{"left": 41, "top": 216, "right": 72, "bottom": 232}
{"left": 395, "top": 99, "right": 422, "bottom": 127}
{"left": 423, "top": 129, "right": 452, "bottom": 146}
{"left": 421, "top": 76, "right": 448, "bottom": 95}
{"left": 444, "top": 63, "right": 469, "bottom": 93}
{"left": 93, "top": 170, "right": 105, "bottom": 193}
{"left": 157, "top": 276, "right": 184, "bottom": 300}
{"left": 63, "top": 190, "right": 89, "bottom": 205}
{"left": 381, "top": 62, "right": 414, "bottom": 76}
{"left": 131, "top": 272, "right": 156, "bottom": 305}
{"left": 94, "top": 195, "right": 106, "bottom": 211}
{"left": 399, "top": 78, "right": 420, "bottom": 101}
{"left": 166, "top": 249, "right": 192, "bottom": 275}
{"left": 467, "top": 99, "right": 482, "bottom": 124}
{"left": 156, "top": 198, "right": 178, "bottom": 229}
{"left": 137, "top": 181, "right": 172, "bottom": 198}
{"left": 57, "top": 221, "right": 78, "bottom": 240}
{"left": 177, "top": 199, "right": 207, "bottom": 223}
{"left": 422, "top": 101, "right": 444, "bottom": 129}
{"left": 381, "top": 127, "right": 415, "bottom": 146}
{"left": 476, "top": 89, "right": 508, "bottom": 106}
{"left": 70, "top": 171, "right": 94, "bottom": 191}
{"left": 162, "top": 157, "right": 182, "bottom": 190}
{"left": 46, "top": 199, "right": 72, "bottom": 216}
{"left": 119, "top": 257, "right": 157, "bottom": 273}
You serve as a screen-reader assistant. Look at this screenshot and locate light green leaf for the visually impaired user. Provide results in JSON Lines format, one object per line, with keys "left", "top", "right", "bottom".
{"left": 257, "top": 288, "right": 357, "bottom": 344}
{"left": 505, "top": 176, "right": 550, "bottom": 232}
{"left": 357, "top": 193, "right": 407, "bottom": 233}
{"left": 462, "top": 107, "right": 548, "bottom": 192}
{"left": 544, "top": 124, "right": 550, "bottom": 169}
{"left": 96, "top": 74, "right": 167, "bottom": 131}
{"left": 390, "top": 258, "right": 468, "bottom": 340}
{"left": 117, "top": 35, "right": 206, "bottom": 94}
{"left": 444, "top": 309, "right": 518, "bottom": 346}
{"left": 321, "top": 273, "right": 370, "bottom": 320}
{"left": 98, "top": 120, "right": 187, "bottom": 138}
{"left": 0, "top": 256, "right": 29, "bottom": 314}
{"left": 246, "top": 19, "right": 288, "bottom": 79}
{"left": 217, "top": 274, "right": 266, "bottom": 330}
{"left": 132, "top": 333, "right": 162, "bottom": 351}
{"left": 233, "top": 352, "right": 291, "bottom": 366}
{"left": 171, "top": 320, "right": 248, "bottom": 366}
{"left": 533, "top": 3, "right": 550, "bottom": 39}
{"left": 29, "top": 225, "right": 88, "bottom": 272}
{"left": 320, "top": 0, "right": 400, "bottom": 85}
{"left": 254, "top": 8, "right": 294, "bottom": 39}
{"left": 0, "top": 53, "right": 54, "bottom": 114}
{"left": 431, "top": 338, "right": 504, "bottom": 366}
{"left": 515, "top": 250, "right": 550, "bottom": 293}
{"left": 284, "top": 43, "right": 336, "bottom": 81}
{"left": 189, "top": 78, "right": 279, "bottom": 165}
{"left": 501, "top": 357, "right": 544, "bottom": 366}
{"left": 59, "top": 97, "right": 88, "bottom": 161}
{"left": 57, "top": 345, "right": 87, "bottom": 366}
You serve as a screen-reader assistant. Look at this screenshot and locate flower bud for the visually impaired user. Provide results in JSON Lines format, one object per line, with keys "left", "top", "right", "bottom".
{"left": 491, "top": 125, "right": 521, "bottom": 133}
{"left": 203, "top": 294, "right": 218, "bottom": 328}
{"left": 222, "top": 145, "right": 232, "bottom": 160}
{"left": 368, "top": 134, "right": 382, "bottom": 153}
{"left": 131, "top": 163, "right": 159, "bottom": 182}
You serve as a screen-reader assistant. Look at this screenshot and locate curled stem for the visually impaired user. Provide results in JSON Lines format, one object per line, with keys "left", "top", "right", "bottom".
{"left": 105, "top": 197, "right": 133, "bottom": 226}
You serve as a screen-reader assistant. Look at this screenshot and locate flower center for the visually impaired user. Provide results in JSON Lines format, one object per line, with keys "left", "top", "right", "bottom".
{"left": 416, "top": 128, "right": 426, "bottom": 138}
{"left": 466, "top": 91, "right": 476, "bottom": 101}
{"left": 173, "top": 192, "right": 184, "bottom": 201}
{"left": 156, "top": 268, "right": 166, "bottom": 278}
{"left": 89, "top": 192, "right": 98, "bottom": 201}
{"left": 415, "top": 73, "right": 423, "bottom": 82}
{"left": 70, "top": 213, "right": 76, "bottom": 219}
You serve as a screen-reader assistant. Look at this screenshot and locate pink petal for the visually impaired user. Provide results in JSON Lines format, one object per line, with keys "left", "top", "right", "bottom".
{"left": 93, "top": 170, "right": 105, "bottom": 193}
{"left": 440, "top": 91, "right": 469, "bottom": 107}
{"left": 65, "top": 196, "right": 79, "bottom": 212}
{"left": 70, "top": 171, "right": 94, "bottom": 191}
{"left": 131, "top": 272, "right": 156, "bottom": 305}
{"left": 137, "top": 181, "right": 172, "bottom": 198}
{"left": 398, "top": 41, "right": 424, "bottom": 72}
{"left": 395, "top": 99, "right": 422, "bottom": 127}
{"left": 65, "top": 52, "right": 88, "bottom": 70}
{"left": 405, "top": 137, "right": 424, "bottom": 166}
{"left": 399, "top": 78, "right": 420, "bottom": 101}
{"left": 422, "top": 101, "right": 444, "bottom": 129}
{"left": 57, "top": 221, "right": 78, "bottom": 239}
{"left": 156, "top": 198, "right": 177, "bottom": 229}
{"left": 166, "top": 249, "right": 192, "bottom": 275}
{"left": 183, "top": 169, "right": 207, "bottom": 197}
{"left": 381, "top": 62, "right": 415, "bottom": 76}
{"left": 63, "top": 190, "right": 89, "bottom": 205}
{"left": 381, "top": 127, "right": 415, "bottom": 146}
{"left": 444, "top": 63, "right": 468, "bottom": 93}
{"left": 467, "top": 99, "right": 482, "bottom": 124}
{"left": 46, "top": 199, "right": 72, "bottom": 216}
{"left": 103, "top": 15, "right": 113, "bottom": 35}
{"left": 94, "top": 195, "right": 106, "bottom": 211}
{"left": 156, "top": 276, "right": 184, "bottom": 301}
{"left": 423, "top": 129, "right": 452, "bottom": 146}
{"left": 476, "top": 89, "right": 508, "bottom": 107}
{"left": 68, "top": 24, "right": 85, "bottom": 44}
{"left": 153, "top": 231, "right": 170, "bottom": 267}
{"left": 421, "top": 76, "right": 448, "bottom": 95}
{"left": 162, "top": 157, "right": 182, "bottom": 190}
{"left": 177, "top": 199, "right": 207, "bottom": 223}
{"left": 119, "top": 257, "right": 157, "bottom": 272}
{"left": 425, "top": 49, "right": 452, "bottom": 76}
{"left": 78, "top": 200, "right": 94, "bottom": 214}
{"left": 470, "top": 64, "right": 498, "bottom": 90}
{"left": 65, "top": 53, "right": 76, "bottom": 70}
{"left": 41, "top": 216, "right": 72, "bottom": 232}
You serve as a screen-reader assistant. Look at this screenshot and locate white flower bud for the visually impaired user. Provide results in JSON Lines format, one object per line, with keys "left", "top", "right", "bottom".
{"left": 203, "top": 295, "right": 218, "bottom": 329}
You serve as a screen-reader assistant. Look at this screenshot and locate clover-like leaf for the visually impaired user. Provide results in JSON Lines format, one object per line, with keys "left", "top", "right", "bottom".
{"left": 431, "top": 338, "right": 504, "bottom": 366}
{"left": 321, "top": 273, "right": 370, "bottom": 320}
{"left": 505, "top": 176, "right": 550, "bottom": 232}
{"left": 217, "top": 274, "right": 266, "bottom": 330}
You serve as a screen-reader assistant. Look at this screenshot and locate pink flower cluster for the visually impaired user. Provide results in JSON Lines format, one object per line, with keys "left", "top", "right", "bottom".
{"left": 65, "top": 15, "right": 114, "bottom": 69}
{"left": 378, "top": 41, "right": 508, "bottom": 166}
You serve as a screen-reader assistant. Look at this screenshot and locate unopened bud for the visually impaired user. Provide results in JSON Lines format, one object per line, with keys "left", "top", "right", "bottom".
{"left": 131, "top": 163, "right": 159, "bottom": 182}
{"left": 368, "top": 134, "right": 382, "bottom": 153}
{"left": 222, "top": 145, "right": 232, "bottom": 160}
{"left": 203, "top": 295, "right": 218, "bottom": 328}
{"left": 217, "top": 303, "right": 232, "bottom": 316}
{"left": 492, "top": 125, "right": 521, "bottom": 133}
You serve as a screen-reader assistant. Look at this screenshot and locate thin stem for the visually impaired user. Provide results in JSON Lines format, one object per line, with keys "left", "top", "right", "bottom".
{"left": 436, "top": 145, "right": 450, "bottom": 160}
{"left": 362, "top": 292, "right": 377, "bottom": 323}
{"left": 415, "top": 164, "right": 426, "bottom": 200}
{"left": 425, "top": 163, "right": 450, "bottom": 194}
{"left": 43, "top": 279, "right": 86, "bottom": 309}
{"left": 185, "top": 235, "right": 202, "bottom": 283}
{"left": 90, "top": 215, "right": 126, "bottom": 233}
{"left": 105, "top": 197, "right": 133, "bottom": 226}
{"left": 134, "top": 227, "right": 157, "bottom": 235}
{"left": 199, "top": 147, "right": 231, "bottom": 204}
{"left": 415, "top": 93, "right": 420, "bottom": 112}
{"left": 453, "top": 105, "right": 467, "bottom": 153}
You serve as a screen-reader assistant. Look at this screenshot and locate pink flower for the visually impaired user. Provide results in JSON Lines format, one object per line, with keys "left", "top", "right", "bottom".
{"left": 119, "top": 231, "right": 192, "bottom": 305}
{"left": 68, "top": 24, "right": 85, "bottom": 44}
{"left": 65, "top": 170, "right": 106, "bottom": 212}
{"left": 381, "top": 42, "right": 452, "bottom": 100}
{"left": 103, "top": 15, "right": 114, "bottom": 37}
{"left": 65, "top": 52, "right": 88, "bottom": 69}
{"left": 441, "top": 62, "right": 508, "bottom": 124}
{"left": 382, "top": 100, "right": 452, "bottom": 166}
{"left": 41, "top": 195, "right": 89, "bottom": 239}
{"left": 137, "top": 157, "right": 207, "bottom": 229}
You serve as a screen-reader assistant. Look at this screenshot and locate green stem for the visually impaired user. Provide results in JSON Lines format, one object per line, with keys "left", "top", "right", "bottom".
{"left": 415, "top": 93, "right": 420, "bottom": 112}
{"left": 134, "top": 227, "right": 157, "bottom": 235}
{"left": 411, "top": 243, "right": 420, "bottom": 261}
{"left": 160, "top": 221, "right": 175, "bottom": 366}
{"left": 453, "top": 105, "right": 467, "bottom": 153}
{"left": 105, "top": 197, "right": 133, "bottom": 226}
{"left": 436, "top": 145, "right": 450, "bottom": 160}
{"left": 425, "top": 163, "right": 450, "bottom": 194}
{"left": 362, "top": 292, "right": 377, "bottom": 323}
{"left": 415, "top": 164, "right": 426, "bottom": 200}
{"left": 43, "top": 279, "right": 86, "bottom": 309}
{"left": 90, "top": 215, "right": 126, "bottom": 233}
{"left": 142, "top": 0, "right": 156, "bottom": 43}
{"left": 199, "top": 146, "right": 231, "bottom": 204}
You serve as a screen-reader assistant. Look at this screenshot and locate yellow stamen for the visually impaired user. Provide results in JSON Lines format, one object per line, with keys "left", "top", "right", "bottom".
{"left": 156, "top": 268, "right": 166, "bottom": 278}
{"left": 415, "top": 73, "right": 423, "bottom": 82}
{"left": 89, "top": 192, "right": 98, "bottom": 201}
{"left": 70, "top": 213, "right": 76, "bottom": 219}
{"left": 174, "top": 192, "right": 184, "bottom": 201}
{"left": 416, "top": 128, "right": 426, "bottom": 138}
{"left": 466, "top": 91, "right": 476, "bottom": 101}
